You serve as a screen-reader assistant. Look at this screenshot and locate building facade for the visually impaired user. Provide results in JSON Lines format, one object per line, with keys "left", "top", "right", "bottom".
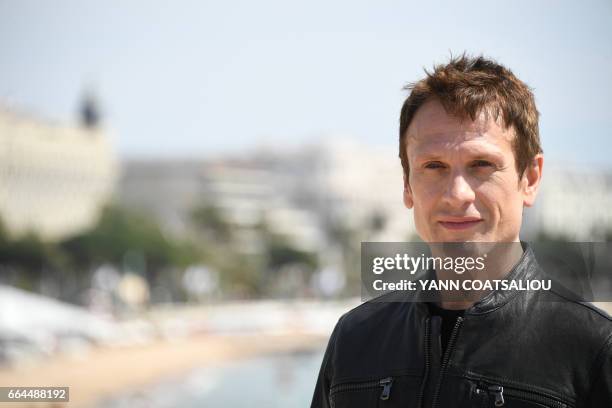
{"left": 0, "top": 107, "right": 118, "bottom": 241}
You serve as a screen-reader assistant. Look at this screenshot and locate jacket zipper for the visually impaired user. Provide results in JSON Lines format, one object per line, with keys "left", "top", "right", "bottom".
{"left": 379, "top": 377, "right": 393, "bottom": 400}
{"left": 417, "top": 317, "right": 431, "bottom": 408}
{"left": 474, "top": 385, "right": 504, "bottom": 406}
{"left": 430, "top": 316, "right": 464, "bottom": 408}
{"left": 474, "top": 382, "right": 569, "bottom": 408}
{"left": 329, "top": 377, "right": 394, "bottom": 402}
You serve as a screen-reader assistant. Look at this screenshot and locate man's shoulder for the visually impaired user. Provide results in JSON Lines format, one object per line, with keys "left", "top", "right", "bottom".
{"left": 337, "top": 292, "right": 422, "bottom": 334}
{"left": 328, "top": 295, "right": 425, "bottom": 379}
{"left": 544, "top": 286, "right": 612, "bottom": 324}
{"left": 530, "top": 288, "right": 612, "bottom": 348}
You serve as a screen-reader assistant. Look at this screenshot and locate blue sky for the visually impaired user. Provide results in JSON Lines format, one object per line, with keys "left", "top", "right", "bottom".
{"left": 1, "top": 0, "right": 611, "bottom": 167}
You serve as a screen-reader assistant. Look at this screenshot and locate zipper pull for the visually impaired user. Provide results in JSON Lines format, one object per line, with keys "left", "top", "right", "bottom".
{"left": 488, "top": 385, "right": 505, "bottom": 407}
{"left": 379, "top": 377, "right": 393, "bottom": 400}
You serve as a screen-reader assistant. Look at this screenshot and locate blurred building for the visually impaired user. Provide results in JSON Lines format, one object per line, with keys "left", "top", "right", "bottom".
{"left": 523, "top": 165, "right": 612, "bottom": 241}
{"left": 119, "top": 138, "right": 416, "bottom": 253}
{"left": 0, "top": 100, "right": 118, "bottom": 241}
{"left": 119, "top": 157, "right": 324, "bottom": 253}
{"left": 289, "top": 139, "right": 415, "bottom": 241}
{"left": 118, "top": 159, "right": 210, "bottom": 235}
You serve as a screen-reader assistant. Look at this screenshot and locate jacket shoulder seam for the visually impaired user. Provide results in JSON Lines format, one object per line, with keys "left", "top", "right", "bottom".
{"left": 547, "top": 288, "right": 612, "bottom": 322}
{"left": 587, "top": 330, "right": 612, "bottom": 395}
{"left": 339, "top": 295, "right": 400, "bottom": 320}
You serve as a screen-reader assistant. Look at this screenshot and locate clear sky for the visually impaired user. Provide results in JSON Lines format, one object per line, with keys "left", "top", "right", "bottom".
{"left": 1, "top": 0, "right": 611, "bottom": 167}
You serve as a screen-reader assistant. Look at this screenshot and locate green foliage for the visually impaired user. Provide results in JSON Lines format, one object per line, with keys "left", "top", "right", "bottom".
{"left": 190, "top": 204, "right": 233, "bottom": 242}
{"left": 0, "top": 201, "right": 337, "bottom": 300}
{"left": 0, "top": 206, "right": 203, "bottom": 301}
{"left": 266, "top": 239, "right": 318, "bottom": 270}
{"left": 0, "top": 223, "right": 66, "bottom": 275}
{"left": 61, "top": 206, "right": 201, "bottom": 270}
{"left": 189, "top": 205, "right": 321, "bottom": 297}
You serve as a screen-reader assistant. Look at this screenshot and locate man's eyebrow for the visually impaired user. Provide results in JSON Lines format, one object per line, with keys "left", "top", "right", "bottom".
{"left": 467, "top": 150, "right": 505, "bottom": 161}
{"left": 409, "top": 144, "right": 450, "bottom": 161}
{"left": 411, "top": 148, "right": 505, "bottom": 162}
{"left": 412, "top": 153, "right": 444, "bottom": 162}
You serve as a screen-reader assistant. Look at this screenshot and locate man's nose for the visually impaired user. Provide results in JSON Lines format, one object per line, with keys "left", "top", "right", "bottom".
{"left": 443, "top": 171, "right": 475, "bottom": 206}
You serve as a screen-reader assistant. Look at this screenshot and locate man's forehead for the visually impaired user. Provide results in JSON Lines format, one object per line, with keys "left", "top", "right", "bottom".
{"left": 409, "top": 136, "right": 508, "bottom": 160}
{"left": 406, "top": 100, "right": 515, "bottom": 153}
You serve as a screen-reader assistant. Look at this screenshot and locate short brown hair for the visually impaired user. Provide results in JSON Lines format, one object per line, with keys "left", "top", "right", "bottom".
{"left": 399, "top": 54, "right": 542, "bottom": 180}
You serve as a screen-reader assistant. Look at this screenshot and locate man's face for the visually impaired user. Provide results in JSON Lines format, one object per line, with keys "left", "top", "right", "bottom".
{"left": 403, "top": 99, "right": 542, "bottom": 243}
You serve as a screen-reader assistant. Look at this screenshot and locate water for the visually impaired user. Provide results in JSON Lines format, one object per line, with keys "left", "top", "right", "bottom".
{"left": 97, "top": 348, "right": 325, "bottom": 408}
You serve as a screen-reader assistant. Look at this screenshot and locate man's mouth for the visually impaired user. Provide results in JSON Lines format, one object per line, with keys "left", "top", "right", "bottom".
{"left": 438, "top": 217, "right": 483, "bottom": 230}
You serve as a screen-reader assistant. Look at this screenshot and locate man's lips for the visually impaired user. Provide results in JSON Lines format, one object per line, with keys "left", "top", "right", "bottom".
{"left": 438, "top": 217, "right": 483, "bottom": 230}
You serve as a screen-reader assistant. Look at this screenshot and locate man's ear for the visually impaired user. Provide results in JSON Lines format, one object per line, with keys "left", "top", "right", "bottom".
{"left": 403, "top": 173, "right": 414, "bottom": 209}
{"left": 522, "top": 154, "right": 544, "bottom": 207}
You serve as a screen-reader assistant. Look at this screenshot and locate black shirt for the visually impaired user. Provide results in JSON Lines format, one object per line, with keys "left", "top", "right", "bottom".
{"left": 427, "top": 303, "right": 465, "bottom": 355}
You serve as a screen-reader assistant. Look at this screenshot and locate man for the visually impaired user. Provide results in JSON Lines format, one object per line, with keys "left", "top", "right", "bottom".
{"left": 310, "top": 55, "right": 612, "bottom": 407}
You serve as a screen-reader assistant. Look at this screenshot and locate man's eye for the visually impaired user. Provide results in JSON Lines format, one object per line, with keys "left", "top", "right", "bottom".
{"left": 424, "top": 162, "right": 445, "bottom": 169}
{"left": 472, "top": 160, "right": 493, "bottom": 168}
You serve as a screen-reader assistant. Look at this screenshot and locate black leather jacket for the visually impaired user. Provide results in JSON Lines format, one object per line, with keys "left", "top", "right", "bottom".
{"left": 310, "top": 245, "right": 612, "bottom": 408}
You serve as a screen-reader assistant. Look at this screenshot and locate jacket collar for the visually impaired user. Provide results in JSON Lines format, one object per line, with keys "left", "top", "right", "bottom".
{"left": 413, "top": 242, "right": 541, "bottom": 316}
{"left": 467, "top": 242, "right": 541, "bottom": 315}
